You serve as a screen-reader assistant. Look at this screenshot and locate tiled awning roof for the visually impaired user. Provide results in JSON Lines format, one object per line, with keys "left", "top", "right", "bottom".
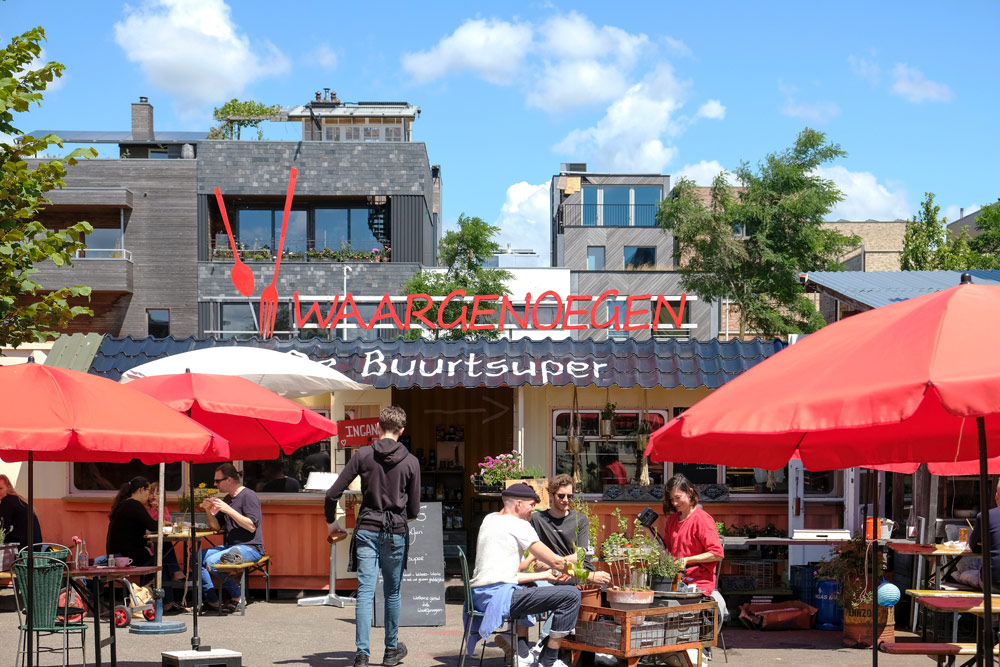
{"left": 89, "top": 336, "right": 788, "bottom": 390}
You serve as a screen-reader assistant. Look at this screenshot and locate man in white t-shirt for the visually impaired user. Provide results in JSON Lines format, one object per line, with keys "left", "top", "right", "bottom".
{"left": 469, "top": 483, "right": 580, "bottom": 667}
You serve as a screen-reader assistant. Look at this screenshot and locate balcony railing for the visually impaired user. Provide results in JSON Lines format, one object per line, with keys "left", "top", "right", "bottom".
{"left": 74, "top": 248, "right": 133, "bottom": 261}
{"left": 211, "top": 238, "right": 390, "bottom": 262}
{"left": 560, "top": 203, "right": 660, "bottom": 228}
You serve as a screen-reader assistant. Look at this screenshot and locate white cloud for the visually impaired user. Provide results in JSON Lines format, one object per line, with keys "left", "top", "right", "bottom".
{"left": 113, "top": 0, "right": 290, "bottom": 114}
{"left": 943, "top": 204, "right": 981, "bottom": 223}
{"left": 848, "top": 53, "right": 880, "bottom": 85}
{"left": 695, "top": 99, "right": 725, "bottom": 120}
{"left": 891, "top": 63, "right": 954, "bottom": 103}
{"left": 673, "top": 160, "right": 735, "bottom": 187}
{"left": 663, "top": 36, "right": 693, "bottom": 58}
{"left": 400, "top": 18, "right": 532, "bottom": 85}
{"left": 494, "top": 181, "right": 551, "bottom": 261}
{"left": 815, "top": 166, "right": 910, "bottom": 221}
{"left": 536, "top": 12, "right": 648, "bottom": 66}
{"left": 554, "top": 65, "right": 686, "bottom": 173}
{"left": 526, "top": 60, "right": 630, "bottom": 110}
{"left": 311, "top": 43, "right": 337, "bottom": 70}
{"left": 779, "top": 81, "right": 839, "bottom": 123}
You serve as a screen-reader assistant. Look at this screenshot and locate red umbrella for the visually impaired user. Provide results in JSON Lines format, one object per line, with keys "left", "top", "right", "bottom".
{"left": 0, "top": 362, "right": 230, "bottom": 667}
{"left": 125, "top": 372, "right": 338, "bottom": 650}
{"left": 125, "top": 373, "right": 338, "bottom": 459}
{"left": 647, "top": 279, "right": 1000, "bottom": 665}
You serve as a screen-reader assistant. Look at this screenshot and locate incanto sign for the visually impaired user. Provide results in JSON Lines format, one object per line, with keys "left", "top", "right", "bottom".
{"left": 337, "top": 417, "right": 381, "bottom": 447}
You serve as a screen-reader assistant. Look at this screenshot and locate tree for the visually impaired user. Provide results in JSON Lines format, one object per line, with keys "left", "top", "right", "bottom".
{"left": 969, "top": 203, "right": 1000, "bottom": 269}
{"left": 1, "top": 26, "right": 95, "bottom": 350}
{"left": 657, "top": 128, "right": 860, "bottom": 338}
{"left": 402, "top": 214, "right": 512, "bottom": 340}
{"left": 207, "top": 99, "right": 280, "bottom": 140}
{"left": 900, "top": 193, "right": 949, "bottom": 270}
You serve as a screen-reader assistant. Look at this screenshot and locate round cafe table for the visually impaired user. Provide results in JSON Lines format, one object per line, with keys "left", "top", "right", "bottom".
{"left": 147, "top": 528, "right": 223, "bottom": 607}
{"left": 68, "top": 564, "right": 161, "bottom": 667}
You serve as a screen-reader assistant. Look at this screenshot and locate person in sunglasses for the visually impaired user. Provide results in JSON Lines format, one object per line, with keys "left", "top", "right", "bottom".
{"left": 200, "top": 463, "right": 265, "bottom": 613}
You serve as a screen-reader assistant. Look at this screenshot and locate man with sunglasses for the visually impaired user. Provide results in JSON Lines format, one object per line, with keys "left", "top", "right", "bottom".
{"left": 200, "top": 462, "right": 265, "bottom": 613}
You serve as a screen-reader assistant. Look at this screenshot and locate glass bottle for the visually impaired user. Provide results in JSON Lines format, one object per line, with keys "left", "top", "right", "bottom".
{"left": 428, "top": 450, "right": 436, "bottom": 470}
{"left": 78, "top": 540, "right": 89, "bottom": 569}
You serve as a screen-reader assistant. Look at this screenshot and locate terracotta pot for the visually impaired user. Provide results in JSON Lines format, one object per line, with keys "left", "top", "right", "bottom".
{"left": 606, "top": 588, "right": 654, "bottom": 610}
{"left": 842, "top": 602, "right": 894, "bottom": 648}
{"left": 577, "top": 584, "right": 602, "bottom": 622}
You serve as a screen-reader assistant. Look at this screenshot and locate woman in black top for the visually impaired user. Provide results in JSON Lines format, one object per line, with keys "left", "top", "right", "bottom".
{"left": 106, "top": 476, "right": 157, "bottom": 566}
{"left": 0, "top": 474, "right": 42, "bottom": 547}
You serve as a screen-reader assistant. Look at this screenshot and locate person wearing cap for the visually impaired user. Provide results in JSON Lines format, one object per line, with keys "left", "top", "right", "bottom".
{"left": 468, "top": 482, "right": 580, "bottom": 667}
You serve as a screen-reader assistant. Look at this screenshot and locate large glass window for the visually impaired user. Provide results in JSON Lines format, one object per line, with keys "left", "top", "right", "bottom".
{"left": 314, "top": 209, "right": 349, "bottom": 251}
{"left": 237, "top": 209, "right": 308, "bottom": 254}
{"left": 587, "top": 246, "right": 605, "bottom": 271}
{"left": 237, "top": 210, "right": 272, "bottom": 251}
{"left": 243, "top": 410, "right": 333, "bottom": 493}
{"left": 73, "top": 461, "right": 182, "bottom": 492}
{"left": 603, "top": 187, "right": 630, "bottom": 227}
{"left": 350, "top": 208, "right": 378, "bottom": 251}
{"left": 82, "top": 227, "right": 124, "bottom": 258}
{"left": 624, "top": 246, "right": 656, "bottom": 269}
{"left": 634, "top": 186, "right": 661, "bottom": 227}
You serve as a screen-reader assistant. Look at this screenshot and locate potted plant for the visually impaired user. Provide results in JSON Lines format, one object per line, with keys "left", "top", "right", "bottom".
{"left": 469, "top": 451, "right": 524, "bottom": 494}
{"left": 173, "top": 483, "right": 216, "bottom": 526}
{"left": 600, "top": 402, "right": 616, "bottom": 438}
{"left": 602, "top": 508, "right": 656, "bottom": 609}
{"left": 816, "top": 532, "right": 894, "bottom": 648}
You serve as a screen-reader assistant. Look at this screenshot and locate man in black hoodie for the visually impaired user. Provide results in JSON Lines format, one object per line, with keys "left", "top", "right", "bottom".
{"left": 326, "top": 406, "right": 420, "bottom": 667}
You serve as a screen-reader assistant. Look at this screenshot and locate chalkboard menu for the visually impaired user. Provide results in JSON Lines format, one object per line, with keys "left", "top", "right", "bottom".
{"left": 374, "top": 502, "right": 445, "bottom": 627}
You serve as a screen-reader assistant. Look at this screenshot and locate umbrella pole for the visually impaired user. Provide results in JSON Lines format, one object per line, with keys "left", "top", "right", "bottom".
{"left": 871, "top": 470, "right": 879, "bottom": 667}
{"left": 27, "top": 452, "right": 34, "bottom": 667}
{"left": 155, "top": 462, "right": 165, "bottom": 621}
{"left": 190, "top": 462, "right": 201, "bottom": 651}
{"left": 979, "top": 417, "right": 994, "bottom": 667}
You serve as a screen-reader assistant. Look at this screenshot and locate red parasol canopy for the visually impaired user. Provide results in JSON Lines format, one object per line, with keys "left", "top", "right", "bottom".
{"left": 0, "top": 363, "right": 229, "bottom": 463}
{"left": 646, "top": 283, "right": 1000, "bottom": 470}
{"left": 125, "top": 372, "right": 338, "bottom": 459}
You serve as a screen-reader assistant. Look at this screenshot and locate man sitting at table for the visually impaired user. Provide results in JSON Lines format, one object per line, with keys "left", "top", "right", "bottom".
{"left": 468, "top": 483, "right": 578, "bottom": 667}
{"left": 953, "top": 480, "right": 1000, "bottom": 591}
{"left": 200, "top": 463, "right": 265, "bottom": 613}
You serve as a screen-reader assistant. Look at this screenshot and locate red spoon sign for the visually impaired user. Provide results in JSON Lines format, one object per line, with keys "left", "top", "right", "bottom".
{"left": 214, "top": 188, "right": 255, "bottom": 297}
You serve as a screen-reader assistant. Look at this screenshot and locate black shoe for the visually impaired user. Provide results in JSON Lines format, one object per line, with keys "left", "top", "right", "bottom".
{"left": 354, "top": 654, "right": 369, "bottom": 667}
{"left": 383, "top": 643, "right": 407, "bottom": 666}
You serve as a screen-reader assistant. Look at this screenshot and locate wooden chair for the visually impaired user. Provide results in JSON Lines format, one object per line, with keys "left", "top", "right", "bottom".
{"left": 211, "top": 555, "right": 270, "bottom": 615}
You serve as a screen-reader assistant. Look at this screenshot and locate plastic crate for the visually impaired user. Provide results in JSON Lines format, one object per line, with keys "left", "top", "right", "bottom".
{"left": 721, "top": 559, "right": 784, "bottom": 589}
{"left": 574, "top": 619, "right": 665, "bottom": 650}
{"left": 790, "top": 565, "right": 816, "bottom": 605}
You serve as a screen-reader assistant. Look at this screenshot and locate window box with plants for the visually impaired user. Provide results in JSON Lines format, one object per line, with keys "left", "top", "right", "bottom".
{"left": 469, "top": 451, "right": 542, "bottom": 495}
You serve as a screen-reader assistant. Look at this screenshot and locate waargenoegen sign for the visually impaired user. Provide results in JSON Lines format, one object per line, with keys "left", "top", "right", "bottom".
{"left": 294, "top": 291, "right": 687, "bottom": 333}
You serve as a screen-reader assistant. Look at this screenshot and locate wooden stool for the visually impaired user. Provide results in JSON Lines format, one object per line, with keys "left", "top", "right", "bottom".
{"left": 162, "top": 648, "right": 242, "bottom": 667}
{"left": 212, "top": 556, "right": 270, "bottom": 615}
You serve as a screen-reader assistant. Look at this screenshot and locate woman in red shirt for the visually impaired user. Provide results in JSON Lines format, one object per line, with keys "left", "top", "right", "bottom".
{"left": 661, "top": 474, "right": 724, "bottom": 594}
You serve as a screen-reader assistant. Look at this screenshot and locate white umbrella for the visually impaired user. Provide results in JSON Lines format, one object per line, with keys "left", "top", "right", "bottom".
{"left": 120, "top": 347, "right": 370, "bottom": 398}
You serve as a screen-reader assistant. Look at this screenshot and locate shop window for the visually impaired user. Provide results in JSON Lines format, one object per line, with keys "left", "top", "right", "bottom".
{"left": 243, "top": 410, "right": 333, "bottom": 493}
{"left": 552, "top": 410, "right": 668, "bottom": 495}
{"left": 147, "top": 309, "right": 170, "bottom": 338}
{"left": 72, "top": 461, "right": 182, "bottom": 492}
{"left": 587, "top": 246, "right": 605, "bottom": 271}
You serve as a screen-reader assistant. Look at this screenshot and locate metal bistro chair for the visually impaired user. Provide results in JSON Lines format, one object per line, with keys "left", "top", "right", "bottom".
{"left": 457, "top": 546, "right": 520, "bottom": 667}
{"left": 12, "top": 554, "right": 87, "bottom": 667}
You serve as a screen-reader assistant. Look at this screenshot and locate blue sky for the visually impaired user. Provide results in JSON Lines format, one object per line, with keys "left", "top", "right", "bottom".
{"left": 4, "top": 1, "right": 998, "bottom": 261}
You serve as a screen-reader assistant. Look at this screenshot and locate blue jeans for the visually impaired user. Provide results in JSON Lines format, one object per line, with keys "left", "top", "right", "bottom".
{"left": 354, "top": 529, "right": 406, "bottom": 656}
{"left": 200, "top": 545, "right": 261, "bottom": 603}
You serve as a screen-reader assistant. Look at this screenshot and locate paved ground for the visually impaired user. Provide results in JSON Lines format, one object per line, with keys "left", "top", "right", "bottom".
{"left": 0, "top": 592, "right": 931, "bottom": 667}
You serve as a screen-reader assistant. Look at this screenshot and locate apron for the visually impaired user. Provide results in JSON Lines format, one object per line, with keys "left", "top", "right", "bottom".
{"left": 347, "top": 505, "right": 410, "bottom": 573}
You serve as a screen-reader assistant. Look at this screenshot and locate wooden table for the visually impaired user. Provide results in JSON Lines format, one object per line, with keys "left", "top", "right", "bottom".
{"left": 147, "top": 529, "right": 222, "bottom": 607}
{"left": 889, "top": 543, "right": 971, "bottom": 589}
{"left": 68, "top": 565, "right": 161, "bottom": 667}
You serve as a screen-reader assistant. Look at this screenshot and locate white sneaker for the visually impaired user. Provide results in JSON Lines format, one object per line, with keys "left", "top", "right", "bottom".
{"left": 594, "top": 653, "right": 616, "bottom": 667}
{"left": 546, "top": 659, "right": 571, "bottom": 667}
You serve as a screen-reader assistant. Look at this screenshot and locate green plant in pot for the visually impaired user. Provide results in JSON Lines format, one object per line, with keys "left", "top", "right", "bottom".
{"left": 0, "top": 521, "right": 18, "bottom": 571}
{"left": 602, "top": 508, "right": 657, "bottom": 608}
{"left": 600, "top": 402, "right": 616, "bottom": 438}
{"left": 816, "top": 532, "right": 894, "bottom": 647}
{"left": 470, "top": 451, "right": 525, "bottom": 492}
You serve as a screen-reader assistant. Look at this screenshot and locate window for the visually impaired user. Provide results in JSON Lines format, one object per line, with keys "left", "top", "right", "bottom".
{"left": 149, "top": 149, "right": 168, "bottom": 159}
{"left": 237, "top": 209, "right": 272, "bottom": 251}
{"left": 236, "top": 209, "right": 307, "bottom": 254}
{"left": 606, "top": 299, "right": 628, "bottom": 340}
{"left": 652, "top": 299, "right": 691, "bottom": 339}
{"left": 634, "top": 187, "right": 661, "bottom": 227}
{"left": 82, "top": 227, "right": 124, "bottom": 258}
{"left": 73, "top": 461, "right": 182, "bottom": 492}
{"left": 624, "top": 246, "right": 656, "bottom": 269}
{"left": 324, "top": 125, "right": 340, "bottom": 141}
{"left": 243, "top": 409, "right": 333, "bottom": 493}
{"left": 587, "top": 246, "right": 605, "bottom": 271}
{"left": 363, "top": 127, "right": 380, "bottom": 142}
{"left": 349, "top": 208, "right": 379, "bottom": 251}
{"left": 314, "top": 209, "right": 349, "bottom": 251}
{"left": 147, "top": 309, "right": 170, "bottom": 337}
{"left": 384, "top": 127, "right": 402, "bottom": 142}
{"left": 602, "top": 186, "right": 630, "bottom": 227}
{"left": 552, "top": 410, "right": 668, "bottom": 494}
{"left": 343, "top": 127, "right": 361, "bottom": 141}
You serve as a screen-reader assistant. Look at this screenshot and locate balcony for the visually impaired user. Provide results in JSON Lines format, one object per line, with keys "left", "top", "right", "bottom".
{"left": 44, "top": 187, "right": 134, "bottom": 210}
{"left": 32, "top": 248, "right": 134, "bottom": 293}
{"left": 211, "top": 237, "right": 391, "bottom": 263}
{"left": 560, "top": 203, "right": 660, "bottom": 229}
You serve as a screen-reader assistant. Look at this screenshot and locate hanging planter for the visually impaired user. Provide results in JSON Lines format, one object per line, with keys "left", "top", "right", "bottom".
{"left": 600, "top": 398, "right": 616, "bottom": 438}
{"left": 569, "top": 387, "right": 584, "bottom": 485}
{"left": 636, "top": 390, "right": 652, "bottom": 485}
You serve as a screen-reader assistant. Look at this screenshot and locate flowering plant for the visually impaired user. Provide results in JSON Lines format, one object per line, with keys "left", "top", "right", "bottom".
{"left": 815, "top": 532, "right": 879, "bottom": 609}
{"left": 471, "top": 451, "right": 525, "bottom": 486}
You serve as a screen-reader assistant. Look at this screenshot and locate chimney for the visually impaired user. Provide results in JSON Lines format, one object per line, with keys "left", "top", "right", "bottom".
{"left": 323, "top": 87, "right": 330, "bottom": 101}
{"left": 315, "top": 90, "right": 322, "bottom": 101}
{"left": 330, "top": 89, "right": 340, "bottom": 104}
{"left": 961, "top": 208, "right": 965, "bottom": 219}
{"left": 131, "top": 97, "right": 153, "bottom": 141}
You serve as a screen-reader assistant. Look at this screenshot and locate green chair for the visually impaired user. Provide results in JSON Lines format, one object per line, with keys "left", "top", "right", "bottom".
{"left": 12, "top": 554, "right": 87, "bottom": 667}
{"left": 457, "top": 546, "right": 518, "bottom": 667}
